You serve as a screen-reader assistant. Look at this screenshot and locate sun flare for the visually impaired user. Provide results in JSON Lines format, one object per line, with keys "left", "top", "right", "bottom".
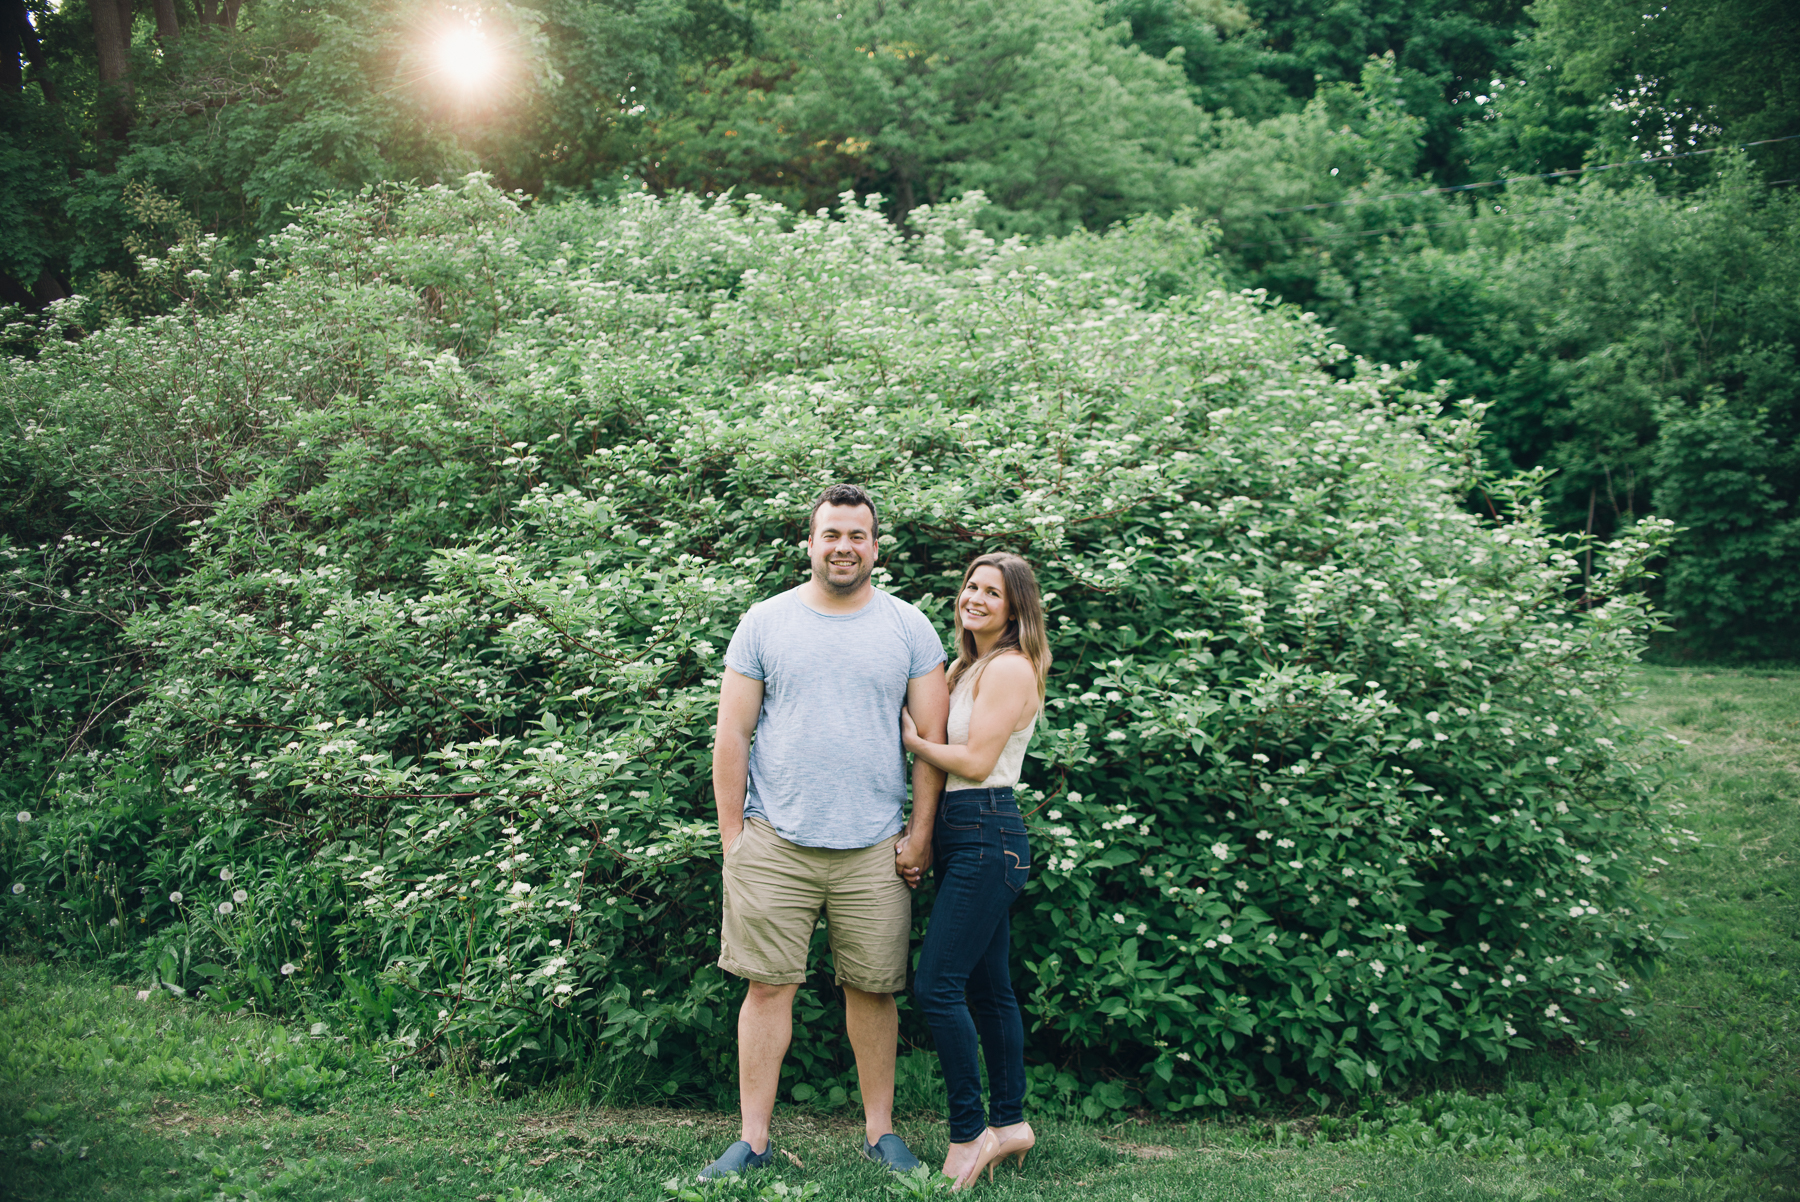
{"left": 433, "top": 25, "right": 497, "bottom": 87}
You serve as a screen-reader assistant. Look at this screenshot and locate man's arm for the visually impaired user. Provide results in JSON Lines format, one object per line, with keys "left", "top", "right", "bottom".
{"left": 713, "top": 667, "right": 764, "bottom": 851}
{"left": 896, "top": 664, "right": 949, "bottom": 887}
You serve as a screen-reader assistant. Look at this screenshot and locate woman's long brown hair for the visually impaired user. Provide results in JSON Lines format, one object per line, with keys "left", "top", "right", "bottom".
{"left": 946, "top": 552, "right": 1051, "bottom": 699}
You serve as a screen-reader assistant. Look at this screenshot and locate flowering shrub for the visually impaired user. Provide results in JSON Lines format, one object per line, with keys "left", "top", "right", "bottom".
{"left": 1, "top": 178, "right": 1678, "bottom": 1110}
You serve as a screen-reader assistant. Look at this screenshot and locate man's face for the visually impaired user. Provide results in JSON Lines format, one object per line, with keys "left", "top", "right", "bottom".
{"left": 808, "top": 503, "right": 877, "bottom": 595}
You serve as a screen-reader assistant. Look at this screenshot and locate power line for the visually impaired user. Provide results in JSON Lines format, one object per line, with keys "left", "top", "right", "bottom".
{"left": 1232, "top": 177, "right": 1798, "bottom": 249}
{"left": 1233, "top": 220, "right": 1463, "bottom": 249}
{"left": 1261, "top": 133, "right": 1800, "bottom": 216}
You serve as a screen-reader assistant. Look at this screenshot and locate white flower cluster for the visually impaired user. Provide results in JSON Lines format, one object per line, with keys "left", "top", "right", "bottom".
{"left": 17, "top": 182, "right": 1672, "bottom": 1100}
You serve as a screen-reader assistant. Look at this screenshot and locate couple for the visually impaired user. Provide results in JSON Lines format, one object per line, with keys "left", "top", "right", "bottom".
{"left": 705, "top": 484, "right": 1048, "bottom": 1190}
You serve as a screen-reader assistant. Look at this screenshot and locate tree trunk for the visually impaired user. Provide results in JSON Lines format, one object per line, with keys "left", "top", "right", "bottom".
{"left": 1583, "top": 485, "right": 1597, "bottom": 597}
{"left": 88, "top": 0, "right": 133, "bottom": 139}
{"left": 893, "top": 174, "right": 916, "bottom": 227}
{"left": 1, "top": 0, "right": 21, "bottom": 94}
{"left": 152, "top": 0, "right": 178, "bottom": 41}
{"left": 0, "top": 271, "right": 34, "bottom": 308}
{"left": 195, "top": 0, "right": 242, "bottom": 30}
{"left": 33, "top": 268, "right": 69, "bottom": 305}
{"left": 0, "top": 268, "right": 67, "bottom": 310}
{"left": 1, "top": 0, "right": 49, "bottom": 97}
{"left": 24, "top": 0, "right": 55, "bottom": 103}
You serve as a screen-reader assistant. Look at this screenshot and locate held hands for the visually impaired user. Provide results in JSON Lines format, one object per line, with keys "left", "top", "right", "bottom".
{"left": 894, "top": 830, "right": 930, "bottom": 888}
{"left": 897, "top": 706, "right": 928, "bottom": 886}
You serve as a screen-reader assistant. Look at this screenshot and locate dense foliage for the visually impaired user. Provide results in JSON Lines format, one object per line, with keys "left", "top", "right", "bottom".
{"left": 1275, "top": 162, "right": 1800, "bottom": 657}
{"left": 2, "top": 182, "right": 1680, "bottom": 1113}
{"left": 6, "top": 0, "right": 1798, "bottom": 659}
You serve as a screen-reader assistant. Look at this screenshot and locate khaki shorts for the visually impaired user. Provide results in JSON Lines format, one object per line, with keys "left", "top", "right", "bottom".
{"left": 719, "top": 817, "right": 911, "bottom": 994}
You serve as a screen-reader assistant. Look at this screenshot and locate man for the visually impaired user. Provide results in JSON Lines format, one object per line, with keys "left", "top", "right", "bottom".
{"left": 703, "top": 483, "right": 950, "bottom": 1179}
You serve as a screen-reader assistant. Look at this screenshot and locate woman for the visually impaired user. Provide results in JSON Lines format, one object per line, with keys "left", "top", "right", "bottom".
{"left": 901, "top": 552, "right": 1051, "bottom": 1191}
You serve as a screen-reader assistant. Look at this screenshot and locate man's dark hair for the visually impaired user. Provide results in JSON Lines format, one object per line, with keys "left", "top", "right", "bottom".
{"left": 809, "top": 483, "right": 879, "bottom": 541}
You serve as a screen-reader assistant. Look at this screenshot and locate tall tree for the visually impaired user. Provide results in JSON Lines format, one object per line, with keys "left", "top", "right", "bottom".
{"left": 151, "top": 0, "right": 178, "bottom": 42}
{"left": 1, "top": 0, "right": 54, "bottom": 100}
{"left": 641, "top": 0, "right": 1210, "bottom": 232}
{"left": 1104, "top": 0, "right": 1534, "bottom": 181}
{"left": 86, "top": 0, "right": 134, "bottom": 140}
{"left": 1534, "top": 0, "right": 1800, "bottom": 179}
{"left": 195, "top": 0, "right": 241, "bottom": 29}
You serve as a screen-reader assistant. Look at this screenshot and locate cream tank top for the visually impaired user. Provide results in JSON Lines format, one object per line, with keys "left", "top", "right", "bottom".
{"left": 944, "top": 658, "right": 1039, "bottom": 792}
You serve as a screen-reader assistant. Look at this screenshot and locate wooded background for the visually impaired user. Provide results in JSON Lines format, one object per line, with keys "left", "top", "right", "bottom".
{"left": 3, "top": 0, "right": 1799, "bottom": 657}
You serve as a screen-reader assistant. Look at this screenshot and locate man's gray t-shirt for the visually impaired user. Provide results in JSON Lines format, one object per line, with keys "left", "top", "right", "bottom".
{"left": 725, "top": 586, "right": 945, "bottom": 849}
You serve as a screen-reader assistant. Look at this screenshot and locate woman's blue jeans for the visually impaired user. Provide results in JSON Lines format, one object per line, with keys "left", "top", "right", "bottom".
{"left": 914, "top": 787, "right": 1032, "bottom": 1143}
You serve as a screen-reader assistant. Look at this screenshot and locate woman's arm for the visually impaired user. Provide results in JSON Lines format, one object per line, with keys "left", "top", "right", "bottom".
{"left": 902, "top": 654, "right": 1038, "bottom": 782}
{"left": 897, "top": 666, "right": 948, "bottom": 888}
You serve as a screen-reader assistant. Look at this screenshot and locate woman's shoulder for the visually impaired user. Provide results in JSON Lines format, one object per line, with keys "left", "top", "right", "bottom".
{"left": 975, "top": 651, "right": 1038, "bottom": 690}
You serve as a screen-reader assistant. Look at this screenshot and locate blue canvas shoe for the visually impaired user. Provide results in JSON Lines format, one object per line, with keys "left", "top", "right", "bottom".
{"left": 699, "top": 1139, "right": 777, "bottom": 1180}
{"left": 862, "top": 1133, "right": 922, "bottom": 1173}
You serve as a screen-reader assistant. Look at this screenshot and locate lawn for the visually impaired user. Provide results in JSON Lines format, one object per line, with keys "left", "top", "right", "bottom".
{"left": 2, "top": 667, "right": 1795, "bottom": 1202}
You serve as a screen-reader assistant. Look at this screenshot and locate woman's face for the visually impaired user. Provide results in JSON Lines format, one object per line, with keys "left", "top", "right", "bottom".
{"left": 958, "top": 565, "right": 1010, "bottom": 637}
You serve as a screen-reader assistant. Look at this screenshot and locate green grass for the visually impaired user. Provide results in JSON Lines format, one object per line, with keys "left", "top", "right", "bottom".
{"left": 3, "top": 667, "right": 1796, "bottom": 1202}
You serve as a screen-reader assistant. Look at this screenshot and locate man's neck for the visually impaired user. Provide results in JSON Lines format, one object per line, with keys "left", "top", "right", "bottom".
{"left": 800, "top": 575, "right": 875, "bottom": 615}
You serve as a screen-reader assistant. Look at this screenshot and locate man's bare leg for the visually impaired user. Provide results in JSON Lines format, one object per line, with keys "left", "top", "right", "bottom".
{"left": 739, "top": 980, "right": 800, "bottom": 1151}
{"left": 844, "top": 985, "right": 898, "bottom": 1146}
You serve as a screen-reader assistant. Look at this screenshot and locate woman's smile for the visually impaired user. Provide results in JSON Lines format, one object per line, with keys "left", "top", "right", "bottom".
{"left": 958, "top": 564, "right": 1011, "bottom": 635}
